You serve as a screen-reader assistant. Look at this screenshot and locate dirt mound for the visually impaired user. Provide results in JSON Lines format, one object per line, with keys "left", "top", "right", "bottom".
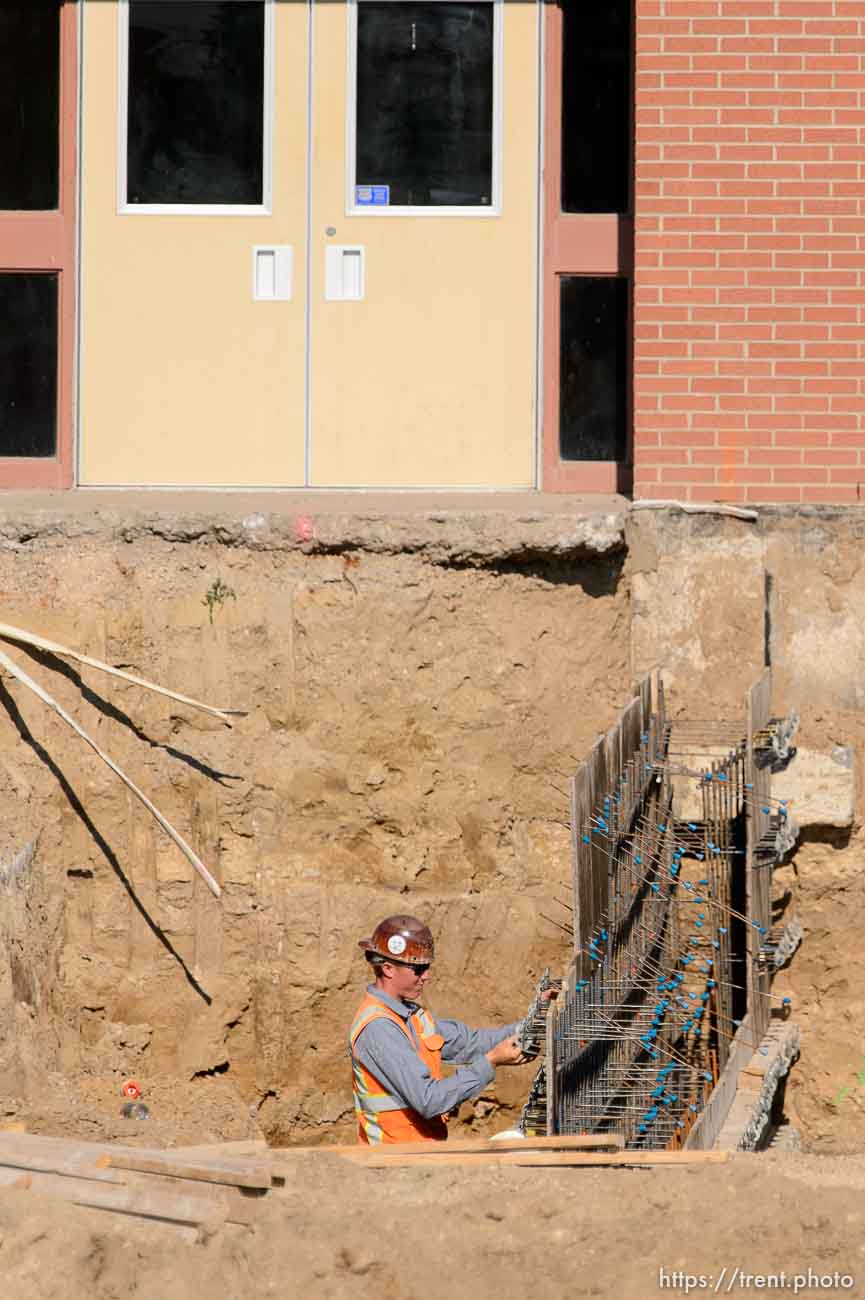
{"left": 1, "top": 1151, "right": 864, "bottom": 1300}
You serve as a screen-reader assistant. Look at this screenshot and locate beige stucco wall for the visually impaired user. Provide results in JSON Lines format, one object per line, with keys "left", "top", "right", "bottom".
{"left": 79, "top": 1, "right": 309, "bottom": 487}
{"left": 79, "top": 0, "right": 540, "bottom": 489}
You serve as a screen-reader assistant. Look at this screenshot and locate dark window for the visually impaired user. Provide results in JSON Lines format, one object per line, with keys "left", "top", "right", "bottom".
{"left": 127, "top": 1, "right": 265, "bottom": 206}
{"left": 356, "top": 2, "right": 494, "bottom": 208}
{"left": 0, "top": 1, "right": 60, "bottom": 211}
{"left": 0, "top": 275, "right": 58, "bottom": 458}
{"left": 559, "top": 277, "right": 627, "bottom": 462}
{"left": 561, "top": 0, "right": 631, "bottom": 214}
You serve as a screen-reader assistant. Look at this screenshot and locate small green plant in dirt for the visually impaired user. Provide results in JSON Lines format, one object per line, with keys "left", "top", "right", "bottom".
{"left": 830, "top": 1057, "right": 865, "bottom": 1107}
{"left": 202, "top": 577, "right": 237, "bottom": 625}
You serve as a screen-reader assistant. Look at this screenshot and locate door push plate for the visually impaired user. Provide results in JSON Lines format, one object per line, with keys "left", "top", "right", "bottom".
{"left": 325, "top": 245, "right": 365, "bottom": 301}
{"left": 252, "top": 246, "right": 293, "bottom": 301}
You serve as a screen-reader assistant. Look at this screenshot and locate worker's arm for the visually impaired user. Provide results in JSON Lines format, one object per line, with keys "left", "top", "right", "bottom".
{"left": 354, "top": 1018, "right": 497, "bottom": 1120}
{"left": 437, "top": 1019, "right": 520, "bottom": 1066}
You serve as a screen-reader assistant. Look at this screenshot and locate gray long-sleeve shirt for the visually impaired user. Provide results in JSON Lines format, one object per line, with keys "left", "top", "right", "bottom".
{"left": 352, "top": 985, "right": 518, "bottom": 1120}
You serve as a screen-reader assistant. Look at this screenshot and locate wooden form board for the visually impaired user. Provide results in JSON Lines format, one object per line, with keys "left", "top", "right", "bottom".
{"left": 166, "top": 1139, "right": 269, "bottom": 1159}
{"left": 99, "top": 1151, "right": 273, "bottom": 1189}
{"left": 0, "top": 1132, "right": 729, "bottom": 1237}
{"left": 273, "top": 1148, "right": 730, "bottom": 1172}
{"left": 0, "top": 1133, "right": 276, "bottom": 1238}
{"left": 0, "top": 1132, "right": 269, "bottom": 1187}
{"left": 280, "top": 1133, "right": 626, "bottom": 1158}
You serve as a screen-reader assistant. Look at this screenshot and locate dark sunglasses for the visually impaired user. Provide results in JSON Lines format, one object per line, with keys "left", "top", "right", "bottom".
{"left": 390, "top": 960, "right": 431, "bottom": 974}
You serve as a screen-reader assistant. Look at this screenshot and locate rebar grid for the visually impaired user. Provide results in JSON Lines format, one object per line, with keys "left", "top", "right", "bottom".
{"left": 546, "top": 672, "right": 780, "bottom": 1150}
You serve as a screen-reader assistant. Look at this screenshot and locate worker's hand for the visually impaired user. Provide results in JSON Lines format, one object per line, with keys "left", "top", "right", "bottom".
{"left": 540, "top": 987, "right": 559, "bottom": 1003}
{"left": 486, "top": 1036, "right": 528, "bottom": 1068}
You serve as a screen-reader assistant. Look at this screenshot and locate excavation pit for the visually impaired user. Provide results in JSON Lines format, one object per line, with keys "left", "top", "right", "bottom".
{"left": 0, "top": 498, "right": 860, "bottom": 1158}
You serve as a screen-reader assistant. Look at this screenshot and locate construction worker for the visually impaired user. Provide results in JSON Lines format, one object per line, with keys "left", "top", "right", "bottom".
{"left": 349, "top": 914, "right": 556, "bottom": 1144}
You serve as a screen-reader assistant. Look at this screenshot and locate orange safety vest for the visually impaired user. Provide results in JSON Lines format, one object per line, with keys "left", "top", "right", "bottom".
{"left": 349, "top": 991, "right": 449, "bottom": 1145}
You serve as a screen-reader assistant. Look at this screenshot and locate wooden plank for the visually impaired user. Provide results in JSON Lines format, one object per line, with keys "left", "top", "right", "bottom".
{"left": 123, "top": 1173, "right": 263, "bottom": 1227}
{"left": 0, "top": 1134, "right": 270, "bottom": 1191}
{"left": 18, "top": 1170, "right": 229, "bottom": 1229}
{"left": 163, "top": 1139, "right": 268, "bottom": 1160}
{"left": 275, "top": 1133, "right": 625, "bottom": 1162}
{"left": 317, "top": 1149, "right": 731, "bottom": 1170}
{"left": 83, "top": 1208, "right": 201, "bottom": 1244}
{"left": 427, "top": 1133, "right": 623, "bottom": 1153}
{"left": 0, "top": 1135, "right": 128, "bottom": 1183}
{"left": 503, "top": 1149, "right": 729, "bottom": 1168}
{"left": 0, "top": 1136, "right": 266, "bottom": 1231}
{"left": 0, "top": 1161, "right": 262, "bottom": 1229}
{"left": 99, "top": 1152, "right": 273, "bottom": 1190}
{"left": 0, "top": 1169, "right": 33, "bottom": 1189}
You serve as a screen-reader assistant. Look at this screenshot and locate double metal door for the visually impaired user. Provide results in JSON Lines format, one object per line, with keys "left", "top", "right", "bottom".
{"left": 78, "top": 0, "right": 538, "bottom": 489}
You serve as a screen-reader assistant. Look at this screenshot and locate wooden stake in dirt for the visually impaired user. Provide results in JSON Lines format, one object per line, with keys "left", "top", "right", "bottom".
{"left": 0, "top": 645, "right": 222, "bottom": 898}
{"left": 0, "top": 620, "right": 245, "bottom": 724}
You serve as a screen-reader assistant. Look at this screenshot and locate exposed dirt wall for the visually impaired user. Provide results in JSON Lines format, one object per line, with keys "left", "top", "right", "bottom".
{"left": 4, "top": 500, "right": 865, "bottom": 1156}
{"left": 0, "top": 517, "right": 628, "bottom": 1141}
{"left": 763, "top": 517, "right": 865, "bottom": 1152}
{"left": 628, "top": 508, "right": 765, "bottom": 719}
{"left": 627, "top": 505, "right": 865, "bottom": 1154}
{"left": 773, "top": 702, "right": 865, "bottom": 1154}
{"left": 0, "top": 840, "right": 63, "bottom": 1105}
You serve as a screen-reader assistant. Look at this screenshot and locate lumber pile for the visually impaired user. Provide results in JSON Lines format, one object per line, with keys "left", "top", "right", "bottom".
{"left": 0, "top": 1133, "right": 275, "bottom": 1240}
{"left": 271, "top": 1133, "right": 729, "bottom": 1172}
{"left": 0, "top": 1133, "right": 728, "bottom": 1238}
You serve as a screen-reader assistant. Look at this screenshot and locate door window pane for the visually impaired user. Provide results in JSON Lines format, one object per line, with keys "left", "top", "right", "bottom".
{"left": 559, "top": 277, "right": 627, "bottom": 462}
{"left": 0, "top": 275, "right": 58, "bottom": 458}
{"left": 127, "top": 1, "right": 265, "bottom": 206}
{"left": 0, "top": 1, "right": 60, "bottom": 211}
{"left": 561, "top": 0, "right": 631, "bottom": 214}
{"left": 356, "top": 2, "right": 494, "bottom": 208}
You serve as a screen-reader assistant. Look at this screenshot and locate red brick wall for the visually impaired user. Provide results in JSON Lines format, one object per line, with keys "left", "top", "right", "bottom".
{"left": 633, "top": 0, "right": 865, "bottom": 504}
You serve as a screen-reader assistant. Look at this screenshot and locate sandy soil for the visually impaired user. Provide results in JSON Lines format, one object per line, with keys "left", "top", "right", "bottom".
{"left": 775, "top": 827, "right": 865, "bottom": 1154}
{"left": 626, "top": 507, "right": 865, "bottom": 1156}
{"left": 0, "top": 533, "right": 628, "bottom": 1147}
{"left": 3, "top": 656, "right": 865, "bottom": 1160}
{"left": 1, "top": 1151, "right": 864, "bottom": 1300}
{"left": 766, "top": 707, "right": 865, "bottom": 1154}
{"left": 0, "top": 1074, "right": 260, "bottom": 1150}
{"left": 2, "top": 504, "right": 865, "bottom": 1245}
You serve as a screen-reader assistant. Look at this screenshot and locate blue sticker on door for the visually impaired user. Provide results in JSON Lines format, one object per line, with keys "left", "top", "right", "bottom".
{"left": 355, "top": 185, "right": 390, "bottom": 206}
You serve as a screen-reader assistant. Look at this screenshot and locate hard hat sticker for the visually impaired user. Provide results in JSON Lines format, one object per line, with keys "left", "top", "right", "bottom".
{"left": 387, "top": 935, "right": 407, "bottom": 956}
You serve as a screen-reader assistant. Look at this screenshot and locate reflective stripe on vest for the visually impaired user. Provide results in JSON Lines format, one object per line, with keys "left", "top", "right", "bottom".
{"left": 349, "top": 993, "right": 448, "bottom": 1145}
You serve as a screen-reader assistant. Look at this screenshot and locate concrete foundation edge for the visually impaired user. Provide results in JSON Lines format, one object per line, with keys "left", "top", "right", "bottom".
{"left": 716, "top": 1021, "right": 801, "bottom": 1152}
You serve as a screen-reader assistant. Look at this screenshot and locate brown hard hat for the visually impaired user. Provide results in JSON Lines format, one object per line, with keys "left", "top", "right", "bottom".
{"left": 359, "top": 915, "right": 435, "bottom": 966}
